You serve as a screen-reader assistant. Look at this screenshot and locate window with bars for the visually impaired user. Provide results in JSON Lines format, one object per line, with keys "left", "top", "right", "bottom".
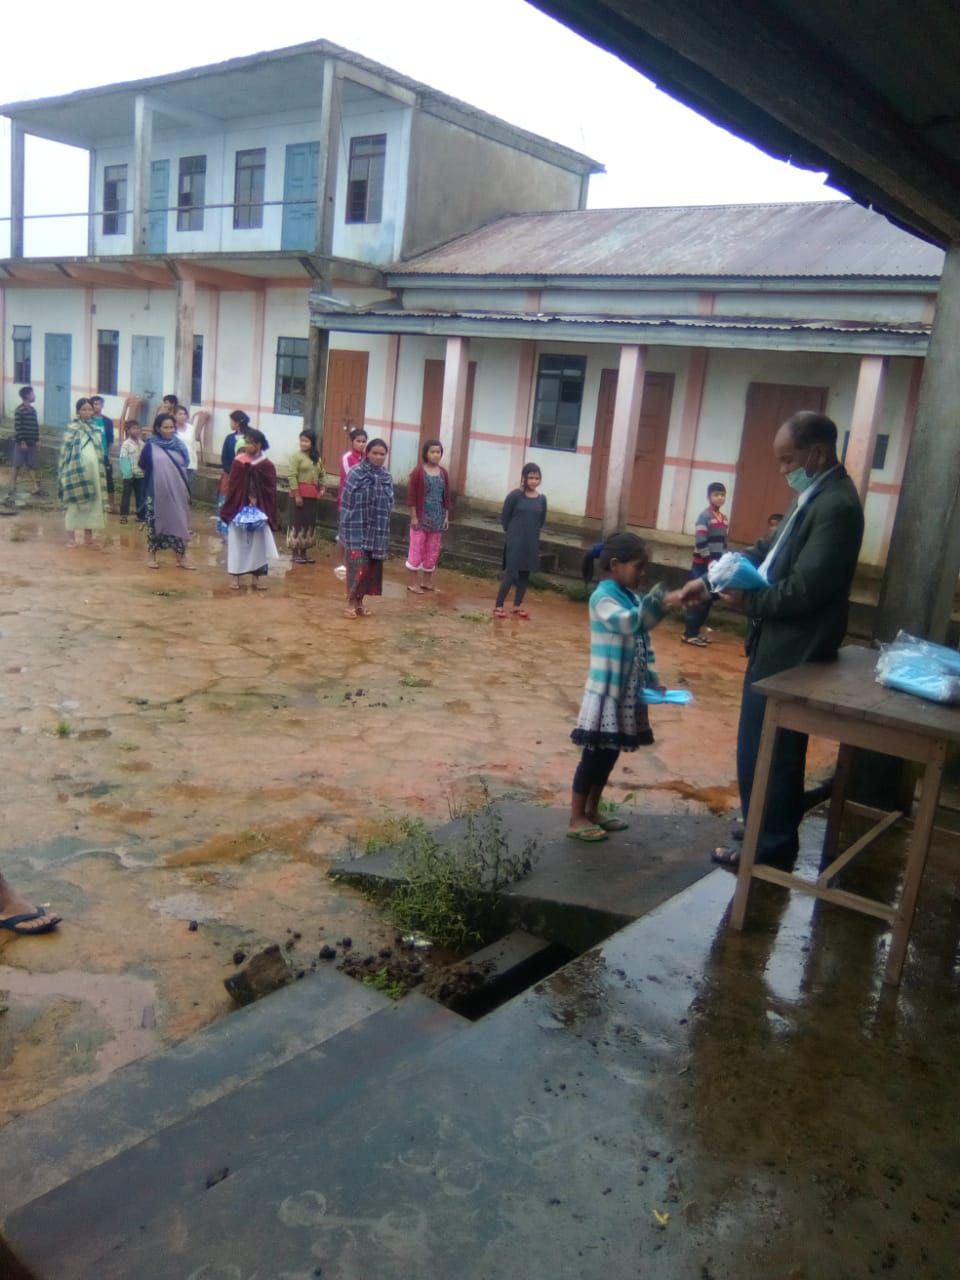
{"left": 177, "top": 155, "right": 206, "bottom": 231}
{"left": 530, "top": 354, "right": 587, "bottom": 450}
{"left": 233, "top": 149, "right": 266, "bottom": 229}
{"left": 346, "top": 134, "right": 386, "bottom": 224}
{"left": 191, "top": 335, "right": 204, "bottom": 405}
{"left": 13, "top": 325, "right": 31, "bottom": 383}
{"left": 97, "top": 330, "right": 119, "bottom": 395}
{"left": 274, "top": 337, "right": 309, "bottom": 415}
{"left": 841, "top": 430, "right": 889, "bottom": 471}
{"left": 103, "top": 164, "right": 128, "bottom": 235}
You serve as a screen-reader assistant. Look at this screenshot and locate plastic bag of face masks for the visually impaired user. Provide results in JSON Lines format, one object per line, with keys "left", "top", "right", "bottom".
{"left": 706, "top": 551, "right": 769, "bottom": 593}
{"left": 875, "top": 631, "right": 960, "bottom": 704}
{"left": 640, "top": 688, "right": 694, "bottom": 706}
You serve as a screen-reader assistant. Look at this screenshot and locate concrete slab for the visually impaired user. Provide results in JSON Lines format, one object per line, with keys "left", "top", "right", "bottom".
{"left": 0, "top": 967, "right": 391, "bottom": 1217}
{"left": 333, "top": 799, "right": 731, "bottom": 949}
{"left": 4, "top": 806, "right": 960, "bottom": 1279}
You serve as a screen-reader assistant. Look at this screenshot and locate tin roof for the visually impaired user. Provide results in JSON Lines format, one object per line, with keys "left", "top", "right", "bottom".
{"left": 389, "top": 201, "right": 945, "bottom": 280}
{"left": 0, "top": 41, "right": 601, "bottom": 174}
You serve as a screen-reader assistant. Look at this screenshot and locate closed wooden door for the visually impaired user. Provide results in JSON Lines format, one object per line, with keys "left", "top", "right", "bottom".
{"left": 585, "top": 369, "right": 674, "bottom": 526}
{"left": 281, "top": 142, "right": 320, "bottom": 251}
{"left": 322, "top": 349, "right": 369, "bottom": 475}
{"left": 131, "top": 335, "right": 165, "bottom": 426}
{"left": 43, "top": 333, "right": 72, "bottom": 428}
{"left": 419, "top": 358, "right": 477, "bottom": 452}
{"left": 730, "top": 382, "right": 828, "bottom": 543}
{"left": 148, "top": 160, "right": 169, "bottom": 253}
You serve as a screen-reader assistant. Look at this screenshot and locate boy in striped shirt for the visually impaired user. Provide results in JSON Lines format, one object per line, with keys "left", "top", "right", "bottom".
{"left": 682, "top": 481, "right": 728, "bottom": 646}
{"left": 9, "top": 386, "right": 43, "bottom": 498}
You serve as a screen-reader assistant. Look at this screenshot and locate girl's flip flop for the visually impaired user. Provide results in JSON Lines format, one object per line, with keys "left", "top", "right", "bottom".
{"left": 566, "top": 826, "right": 609, "bottom": 843}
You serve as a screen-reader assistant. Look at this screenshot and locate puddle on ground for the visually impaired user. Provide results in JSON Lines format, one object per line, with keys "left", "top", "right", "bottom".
{"left": 0, "top": 965, "right": 160, "bottom": 1097}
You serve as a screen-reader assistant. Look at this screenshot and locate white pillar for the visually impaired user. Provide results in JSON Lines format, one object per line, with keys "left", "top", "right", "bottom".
{"left": 438, "top": 336, "right": 470, "bottom": 492}
{"left": 173, "top": 275, "right": 196, "bottom": 411}
{"left": 131, "top": 95, "right": 153, "bottom": 254}
{"left": 602, "top": 344, "right": 647, "bottom": 536}
{"left": 87, "top": 148, "right": 97, "bottom": 256}
{"left": 845, "top": 354, "right": 887, "bottom": 502}
{"left": 10, "top": 122, "right": 25, "bottom": 259}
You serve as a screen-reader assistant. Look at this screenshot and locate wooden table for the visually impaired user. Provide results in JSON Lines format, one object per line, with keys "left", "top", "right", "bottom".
{"left": 731, "top": 644, "right": 960, "bottom": 985}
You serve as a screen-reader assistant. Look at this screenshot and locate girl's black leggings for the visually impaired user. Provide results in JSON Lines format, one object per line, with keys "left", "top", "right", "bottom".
{"left": 572, "top": 746, "right": 621, "bottom": 796}
{"left": 496, "top": 568, "right": 530, "bottom": 608}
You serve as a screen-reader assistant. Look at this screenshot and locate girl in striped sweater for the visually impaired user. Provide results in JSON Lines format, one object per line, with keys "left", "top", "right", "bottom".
{"left": 568, "top": 532, "right": 682, "bottom": 842}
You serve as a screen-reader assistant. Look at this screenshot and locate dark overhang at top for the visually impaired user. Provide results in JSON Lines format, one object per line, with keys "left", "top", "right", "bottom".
{"left": 528, "top": 0, "right": 960, "bottom": 246}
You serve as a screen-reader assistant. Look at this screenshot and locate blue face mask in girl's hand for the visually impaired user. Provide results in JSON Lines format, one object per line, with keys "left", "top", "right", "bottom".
{"left": 787, "top": 467, "right": 815, "bottom": 493}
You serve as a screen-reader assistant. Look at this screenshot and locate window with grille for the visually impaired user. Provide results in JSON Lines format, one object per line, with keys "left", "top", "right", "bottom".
{"left": 13, "top": 325, "right": 31, "bottom": 383}
{"left": 103, "top": 164, "right": 128, "bottom": 236}
{"left": 233, "top": 149, "right": 266, "bottom": 229}
{"left": 841, "top": 430, "right": 889, "bottom": 471}
{"left": 530, "top": 354, "right": 586, "bottom": 450}
{"left": 97, "top": 330, "right": 119, "bottom": 395}
{"left": 274, "top": 337, "right": 309, "bottom": 415}
{"left": 191, "top": 335, "right": 204, "bottom": 405}
{"left": 177, "top": 156, "right": 206, "bottom": 231}
{"left": 346, "top": 134, "right": 386, "bottom": 224}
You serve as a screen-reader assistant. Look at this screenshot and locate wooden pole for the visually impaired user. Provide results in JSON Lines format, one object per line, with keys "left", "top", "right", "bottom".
{"left": 876, "top": 241, "right": 960, "bottom": 642}
{"left": 173, "top": 275, "right": 196, "bottom": 411}
{"left": 304, "top": 61, "right": 342, "bottom": 444}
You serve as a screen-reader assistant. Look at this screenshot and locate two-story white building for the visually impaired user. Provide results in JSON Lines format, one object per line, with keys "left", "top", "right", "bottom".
{"left": 0, "top": 40, "right": 600, "bottom": 471}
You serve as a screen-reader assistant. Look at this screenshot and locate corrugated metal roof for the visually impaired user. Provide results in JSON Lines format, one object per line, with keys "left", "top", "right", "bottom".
{"left": 325, "top": 305, "right": 930, "bottom": 338}
{"left": 389, "top": 202, "right": 944, "bottom": 280}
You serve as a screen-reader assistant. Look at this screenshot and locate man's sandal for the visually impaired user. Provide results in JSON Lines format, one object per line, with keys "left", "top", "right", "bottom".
{"left": 710, "top": 845, "right": 740, "bottom": 870}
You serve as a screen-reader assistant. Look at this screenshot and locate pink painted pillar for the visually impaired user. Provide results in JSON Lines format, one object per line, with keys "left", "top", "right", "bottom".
{"left": 439, "top": 335, "right": 470, "bottom": 493}
{"left": 602, "top": 344, "right": 647, "bottom": 536}
{"left": 845, "top": 354, "right": 888, "bottom": 502}
{"left": 668, "top": 347, "right": 709, "bottom": 531}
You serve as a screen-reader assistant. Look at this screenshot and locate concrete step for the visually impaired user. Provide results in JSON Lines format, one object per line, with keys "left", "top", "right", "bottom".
{"left": 0, "top": 967, "right": 392, "bottom": 1220}
{"left": 1, "top": 991, "right": 467, "bottom": 1280}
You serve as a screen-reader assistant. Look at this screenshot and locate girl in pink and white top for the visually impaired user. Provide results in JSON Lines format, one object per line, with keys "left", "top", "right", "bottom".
{"left": 338, "top": 427, "right": 368, "bottom": 508}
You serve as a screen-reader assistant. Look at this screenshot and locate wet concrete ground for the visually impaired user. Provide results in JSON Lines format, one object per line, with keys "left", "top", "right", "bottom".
{"left": 0, "top": 491, "right": 834, "bottom": 1122}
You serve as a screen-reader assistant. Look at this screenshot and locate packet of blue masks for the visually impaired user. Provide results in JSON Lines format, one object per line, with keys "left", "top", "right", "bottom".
{"left": 706, "top": 551, "right": 769, "bottom": 593}
{"left": 641, "top": 688, "right": 694, "bottom": 706}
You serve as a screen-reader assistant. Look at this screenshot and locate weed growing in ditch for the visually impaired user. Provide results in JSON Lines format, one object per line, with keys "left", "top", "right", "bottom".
{"left": 362, "top": 967, "right": 408, "bottom": 1000}
{"left": 387, "top": 806, "right": 538, "bottom": 950}
{"left": 55, "top": 719, "right": 72, "bottom": 738}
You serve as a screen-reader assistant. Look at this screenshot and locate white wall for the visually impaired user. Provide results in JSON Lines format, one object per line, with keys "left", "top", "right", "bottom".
{"left": 332, "top": 101, "right": 412, "bottom": 265}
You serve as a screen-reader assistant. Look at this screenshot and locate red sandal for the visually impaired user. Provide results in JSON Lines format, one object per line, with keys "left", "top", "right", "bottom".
{"left": 512, "top": 607, "right": 530, "bottom": 620}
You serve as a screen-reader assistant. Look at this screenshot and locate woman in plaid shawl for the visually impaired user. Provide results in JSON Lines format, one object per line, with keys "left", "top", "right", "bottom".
{"left": 58, "top": 398, "right": 107, "bottom": 547}
{"left": 338, "top": 438, "right": 394, "bottom": 618}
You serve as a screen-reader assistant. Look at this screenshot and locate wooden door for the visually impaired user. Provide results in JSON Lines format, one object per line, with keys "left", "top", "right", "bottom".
{"left": 43, "top": 333, "right": 72, "bottom": 429}
{"left": 729, "top": 382, "right": 828, "bottom": 543}
{"left": 281, "top": 142, "right": 320, "bottom": 251}
{"left": 419, "top": 358, "right": 477, "bottom": 469}
{"left": 585, "top": 369, "right": 674, "bottom": 526}
{"left": 630, "top": 372, "right": 674, "bottom": 527}
{"left": 322, "top": 348, "right": 369, "bottom": 475}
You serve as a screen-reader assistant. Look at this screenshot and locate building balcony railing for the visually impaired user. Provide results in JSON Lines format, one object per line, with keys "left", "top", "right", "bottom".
{"left": 0, "top": 199, "right": 323, "bottom": 259}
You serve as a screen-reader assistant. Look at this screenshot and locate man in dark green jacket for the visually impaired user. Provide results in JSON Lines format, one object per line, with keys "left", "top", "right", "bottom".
{"left": 682, "top": 410, "right": 864, "bottom": 870}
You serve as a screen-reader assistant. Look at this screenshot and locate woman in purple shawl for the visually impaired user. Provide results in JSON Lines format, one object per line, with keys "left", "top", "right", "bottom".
{"left": 139, "top": 413, "right": 195, "bottom": 569}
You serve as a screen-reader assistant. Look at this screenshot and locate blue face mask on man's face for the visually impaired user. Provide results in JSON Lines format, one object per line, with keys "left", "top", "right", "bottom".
{"left": 786, "top": 467, "right": 815, "bottom": 493}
